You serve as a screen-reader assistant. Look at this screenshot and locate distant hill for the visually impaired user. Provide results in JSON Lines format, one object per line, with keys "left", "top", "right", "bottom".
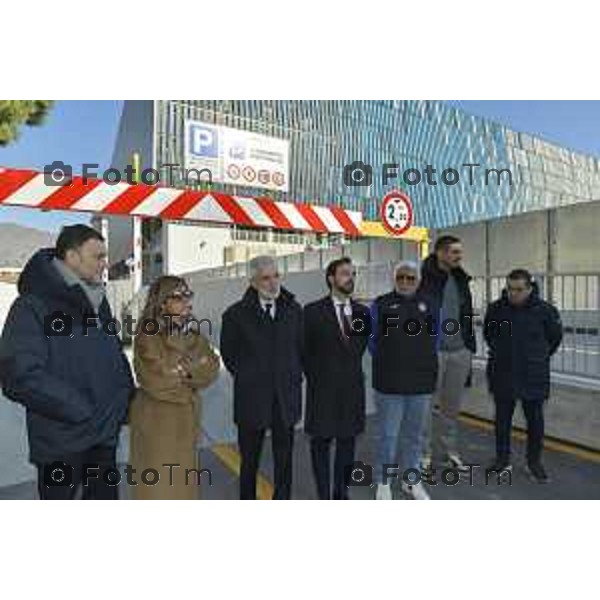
{"left": 0, "top": 223, "right": 55, "bottom": 268}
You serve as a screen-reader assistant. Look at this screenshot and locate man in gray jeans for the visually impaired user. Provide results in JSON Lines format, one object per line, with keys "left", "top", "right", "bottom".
{"left": 419, "top": 235, "right": 476, "bottom": 474}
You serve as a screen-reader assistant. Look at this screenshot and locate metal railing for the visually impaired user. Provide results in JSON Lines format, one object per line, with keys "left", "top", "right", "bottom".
{"left": 471, "top": 273, "right": 600, "bottom": 380}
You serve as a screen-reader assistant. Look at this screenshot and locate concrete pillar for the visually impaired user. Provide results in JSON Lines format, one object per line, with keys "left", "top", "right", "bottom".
{"left": 547, "top": 209, "right": 558, "bottom": 303}
{"left": 484, "top": 220, "right": 491, "bottom": 307}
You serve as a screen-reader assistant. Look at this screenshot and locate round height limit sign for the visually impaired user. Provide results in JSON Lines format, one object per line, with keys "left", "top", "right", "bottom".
{"left": 380, "top": 191, "right": 413, "bottom": 235}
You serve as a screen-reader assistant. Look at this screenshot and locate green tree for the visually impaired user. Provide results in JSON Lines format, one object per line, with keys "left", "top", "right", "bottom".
{"left": 0, "top": 100, "right": 54, "bottom": 146}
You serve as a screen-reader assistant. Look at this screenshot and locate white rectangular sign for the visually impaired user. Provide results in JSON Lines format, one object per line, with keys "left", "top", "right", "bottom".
{"left": 184, "top": 119, "right": 289, "bottom": 192}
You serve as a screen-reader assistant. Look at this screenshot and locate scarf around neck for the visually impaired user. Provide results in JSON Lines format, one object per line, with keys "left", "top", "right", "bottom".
{"left": 52, "top": 257, "right": 106, "bottom": 314}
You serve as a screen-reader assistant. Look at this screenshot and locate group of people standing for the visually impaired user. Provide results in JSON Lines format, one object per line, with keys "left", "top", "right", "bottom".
{"left": 220, "top": 233, "right": 563, "bottom": 500}
{"left": 220, "top": 236, "right": 479, "bottom": 501}
{"left": 0, "top": 224, "right": 563, "bottom": 500}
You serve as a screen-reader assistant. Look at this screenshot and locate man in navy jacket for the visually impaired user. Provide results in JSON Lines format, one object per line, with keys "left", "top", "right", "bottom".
{"left": 484, "top": 269, "right": 563, "bottom": 483}
{"left": 0, "top": 225, "right": 134, "bottom": 499}
{"left": 370, "top": 261, "right": 438, "bottom": 500}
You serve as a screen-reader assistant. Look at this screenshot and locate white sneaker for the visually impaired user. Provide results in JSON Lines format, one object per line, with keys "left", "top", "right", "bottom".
{"left": 420, "top": 455, "right": 432, "bottom": 471}
{"left": 402, "top": 482, "right": 431, "bottom": 500}
{"left": 446, "top": 453, "right": 470, "bottom": 473}
{"left": 375, "top": 483, "right": 393, "bottom": 500}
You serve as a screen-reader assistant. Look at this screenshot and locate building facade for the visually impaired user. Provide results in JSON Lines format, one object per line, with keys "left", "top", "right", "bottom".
{"left": 153, "top": 100, "right": 600, "bottom": 226}
{"left": 109, "top": 100, "right": 600, "bottom": 278}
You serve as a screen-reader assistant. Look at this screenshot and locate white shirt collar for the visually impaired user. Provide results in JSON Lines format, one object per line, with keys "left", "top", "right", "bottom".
{"left": 331, "top": 294, "right": 351, "bottom": 307}
{"left": 259, "top": 296, "right": 276, "bottom": 318}
{"left": 259, "top": 297, "right": 275, "bottom": 307}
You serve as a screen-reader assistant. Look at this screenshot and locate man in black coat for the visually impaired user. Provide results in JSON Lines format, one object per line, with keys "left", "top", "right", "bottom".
{"left": 303, "top": 257, "right": 369, "bottom": 500}
{"left": 484, "top": 269, "right": 563, "bottom": 483}
{"left": 220, "top": 255, "right": 303, "bottom": 500}
{"left": 0, "top": 225, "right": 135, "bottom": 500}
{"left": 418, "top": 234, "right": 476, "bottom": 474}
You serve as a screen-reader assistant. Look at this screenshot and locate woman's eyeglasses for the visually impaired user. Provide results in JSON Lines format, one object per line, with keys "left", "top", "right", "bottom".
{"left": 167, "top": 289, "right": 194, "bottom": 301}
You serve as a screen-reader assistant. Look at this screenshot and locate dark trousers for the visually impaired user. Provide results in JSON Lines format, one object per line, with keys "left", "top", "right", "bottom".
{"left": 237, "top": 400, "right": 294, "bottom": 500}
{"left": 310, "top": 436, "right": 356, "bottom": 500}
{"left": 494, "top": 395, "right": 545, "bottom": 465}
{"left": 36, "top": 444, "right": 119, "bottom": 500}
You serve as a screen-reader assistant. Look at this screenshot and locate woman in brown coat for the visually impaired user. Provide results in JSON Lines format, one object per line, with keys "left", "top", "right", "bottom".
{"left": 129, "top": 276, "right": 220, "bottom": 499}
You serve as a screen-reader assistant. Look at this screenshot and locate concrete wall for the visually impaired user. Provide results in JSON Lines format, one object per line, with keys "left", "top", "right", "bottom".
{"left": 438, "top": 200, "right": 600, "bottom": 278}
{"left": 166, "top": 222, "right": 232, "bottom": 275}
{"left": 555, "top": 202, "right": 600, "bottom": 273}
{"left": 488, "top": 211, "right": 549, "bottom": 276}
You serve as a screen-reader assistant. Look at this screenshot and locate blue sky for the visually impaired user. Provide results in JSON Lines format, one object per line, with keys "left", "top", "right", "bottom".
{"left": 448, "top": 100, "right": 600, "bottom": 156}
{"left": 1, "top": 100, "right": 599, "bottom": 232}
{"left": 0, "top": 100, "right": 123, "bottom": 231}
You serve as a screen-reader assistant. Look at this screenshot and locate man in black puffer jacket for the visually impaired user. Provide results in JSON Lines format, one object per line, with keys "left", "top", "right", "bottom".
{"left": 0, "top": 225, "right": 135, "bottom": 500}
{"left": 484, "top": 269, "right": 563, "bottom": 483}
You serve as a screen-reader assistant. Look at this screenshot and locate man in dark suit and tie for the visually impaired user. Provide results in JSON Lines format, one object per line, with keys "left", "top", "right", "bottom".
{"left": 220, "top": 255, "right": 304, "bottom": 500}
{"left": 303, "top": 257, "right": 369, "bottom": 500}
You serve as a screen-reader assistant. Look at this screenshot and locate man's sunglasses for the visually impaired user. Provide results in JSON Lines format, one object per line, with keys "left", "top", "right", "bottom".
{"left": 396, "top": 274, "right": 417, "bottom": 282}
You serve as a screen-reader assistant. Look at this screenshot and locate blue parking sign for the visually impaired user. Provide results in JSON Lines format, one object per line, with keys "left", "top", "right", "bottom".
{"left": 188, "top": 123, "right": 219, "bottom": 158}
